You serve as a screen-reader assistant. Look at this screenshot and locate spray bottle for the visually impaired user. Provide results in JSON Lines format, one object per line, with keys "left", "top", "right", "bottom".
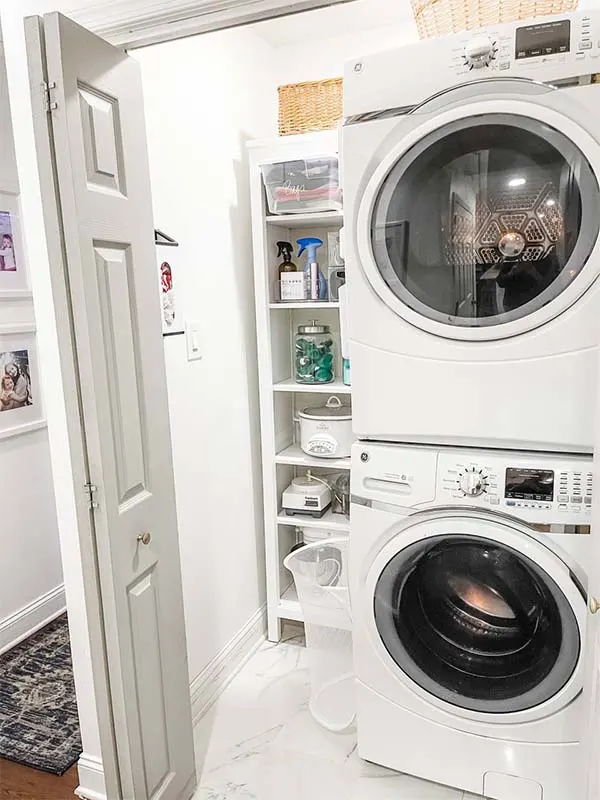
{"left": 277, "top": 241, "right": 297, "bottom": 277}
{"left": 297, "top": 237, "right": 326, "bottom": 301}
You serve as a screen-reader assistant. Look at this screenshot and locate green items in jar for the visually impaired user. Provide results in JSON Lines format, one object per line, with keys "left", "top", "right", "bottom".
{"left": 295, "top": 320, "right": 335, "bottom": 384}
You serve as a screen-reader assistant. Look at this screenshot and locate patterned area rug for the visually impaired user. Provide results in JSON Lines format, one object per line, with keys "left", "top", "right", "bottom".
{"left": 0, "top": 615, "right": 82, "bottom": 775}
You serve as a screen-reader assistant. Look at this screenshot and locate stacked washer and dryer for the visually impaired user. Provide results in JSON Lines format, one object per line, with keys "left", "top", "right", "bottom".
{"left": 342, "top": 12, "right": 600, "bottom": 800}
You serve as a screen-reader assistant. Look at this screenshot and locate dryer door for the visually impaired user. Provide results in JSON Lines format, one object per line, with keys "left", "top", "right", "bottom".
{"left": 357, "top": 81, "right": 600, "bottom": 341}
{"left": 369, "top": 510, "right": 585, "bottom": 717}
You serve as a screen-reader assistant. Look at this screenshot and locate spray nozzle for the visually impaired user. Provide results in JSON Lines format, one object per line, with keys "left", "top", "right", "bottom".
{"left": 297, "top": 237, "right": 323, "bottom": 263}
{"left": 277, "top": 241, "right": 294, "bottom": 262}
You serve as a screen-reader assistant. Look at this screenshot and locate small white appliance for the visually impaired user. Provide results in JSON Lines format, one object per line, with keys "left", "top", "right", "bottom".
{"left": 343, "top": 12, "right": 600, "bottom": 452}
{"left": 297, "top": 396, "right": 353, "bottom": 458}
{"left": 350, "top": 441, "right": 593, "bottom": 800}
{"left": 282, "top": 474, "right": 332, "bottom": 518}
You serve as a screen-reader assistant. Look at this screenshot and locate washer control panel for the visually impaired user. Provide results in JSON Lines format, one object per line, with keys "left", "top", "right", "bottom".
{"left": 439, "top": 451, "right": 592, "bottom": 520}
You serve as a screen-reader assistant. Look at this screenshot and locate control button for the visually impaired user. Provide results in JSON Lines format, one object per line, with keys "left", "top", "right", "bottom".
{"left": 559, "top": 504, "right": 568, "bottom": 511}
{"left": 506, "top": 500, "right": 516, "bottom": 506}
{"left": 459, "top": 469, "right": 488, "bottom": 497}
{"left": 463, "top": 35, "right": 497, "bottom": 68}
{"left": 499, "top": 60, "right": 510, "bottom": 70}
{"left": 571, "top": 496, "right": 583, "bottom": 503}
{"left": 558, "top": 495, "right": 569, "bottom": 503}
{"left": 586, "top": 496, "right": 593, "bottom": 504}
{"left": 489, "top": 497, "right": 500, "bottom": 505}
{"left": 529, "top": 48, "right": 542, "bottom": 57}
{"left": 559, "top": 45, "right": 569, "bottom": 52}
{"left": 580, "top": 40, "right": 593, "bottom": 49}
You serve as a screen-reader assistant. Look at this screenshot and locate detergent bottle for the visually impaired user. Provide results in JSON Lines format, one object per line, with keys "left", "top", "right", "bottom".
{"left": 297, "top": 237, "right": 326, "bottom": 301}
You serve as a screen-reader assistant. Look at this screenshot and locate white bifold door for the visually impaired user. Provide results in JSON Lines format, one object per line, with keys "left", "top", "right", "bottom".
{"left": 25, "top": 12, "right": 195, "bottom": 800}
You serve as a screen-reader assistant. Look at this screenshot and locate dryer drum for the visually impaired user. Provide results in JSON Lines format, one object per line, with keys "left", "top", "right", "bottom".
{"left": 369, "top": 116, "right": 600, "bottom": 329}
{"left": 374, "top": 535, "right": 581, "bottom": 713}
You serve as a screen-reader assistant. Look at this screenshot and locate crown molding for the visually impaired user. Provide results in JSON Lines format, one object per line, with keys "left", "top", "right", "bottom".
{"left": 65, "top": 0, "right": 357, "bottom": 48}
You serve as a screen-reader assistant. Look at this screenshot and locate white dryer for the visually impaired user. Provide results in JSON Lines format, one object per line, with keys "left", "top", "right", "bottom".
{"left": 343, "top": 12, "right": 600, "bottom": 452}
{"left": 350, "top": 441, "right": 593, "bottom": 800}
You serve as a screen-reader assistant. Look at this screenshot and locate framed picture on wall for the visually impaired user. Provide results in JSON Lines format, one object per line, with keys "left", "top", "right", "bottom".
{"left": 0, "top": 193, "right": 29, "bottom": 298}
{"left": 0, "top": 326, "right": 44, "bottom": 439}
{"left": 155, "top": 229, "right": 184, "bottom": 336}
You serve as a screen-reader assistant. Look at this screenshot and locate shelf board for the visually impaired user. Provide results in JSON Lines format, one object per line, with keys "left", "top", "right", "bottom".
{"left": 275, "top": 443, "right": 351, "bottom": 470}
{"left": 269, "top": 301, "right": 340, "bottom": 310}
{"left": 278, "top": 583, "right": 304, "bottom": 622}
{"left": 273, "top": 379, "right": 351, "bottom": 394}
{"left": 265, "top": 211, "right": 343, "bottom": 229}
{"left": 277, "top": 509, "right": 350, "bottom": 533}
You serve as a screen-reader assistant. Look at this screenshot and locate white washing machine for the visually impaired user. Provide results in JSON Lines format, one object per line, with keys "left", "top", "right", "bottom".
{"left": 343, "top": 12, "right": 600, "bottom": 452}
{"left": 350, "top": 441, "right": 593, "bottom": 800}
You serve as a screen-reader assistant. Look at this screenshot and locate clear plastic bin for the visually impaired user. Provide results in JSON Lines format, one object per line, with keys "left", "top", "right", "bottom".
{"left": 261, "top": 157, "right": 342, "bottom": 215}
{"left": 283, "top": 538, "right": 354, "bottom": 733}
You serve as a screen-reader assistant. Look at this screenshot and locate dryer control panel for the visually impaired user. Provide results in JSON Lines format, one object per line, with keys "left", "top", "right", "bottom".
{"left": 345, "top": 11, "right": 600, "bottom": 118}
{"left": 448, "top": 14, "right": 600, "bottom": 79}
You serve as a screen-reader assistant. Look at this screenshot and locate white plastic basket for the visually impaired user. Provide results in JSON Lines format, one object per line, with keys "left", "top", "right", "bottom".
{"left": 284, "top": 539, "right": 355, "bottom": 733}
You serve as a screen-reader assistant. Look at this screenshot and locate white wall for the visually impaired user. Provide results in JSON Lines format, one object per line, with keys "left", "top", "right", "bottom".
{"left": 0, "top": 43, "right": 64, "bottom": 655}
{"left": 272, "top": 23, "right": 419, "bottom": 85}
{"left": 133, "top": 26, "right": 278, "bottom": 683}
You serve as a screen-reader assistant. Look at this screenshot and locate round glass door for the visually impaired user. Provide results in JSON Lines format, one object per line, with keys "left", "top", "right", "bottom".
{"left": 371, "top": 114, "right": 599, "bottom": 328}
{"left": 374, "top": 534, "right": 580, "bottom": 713}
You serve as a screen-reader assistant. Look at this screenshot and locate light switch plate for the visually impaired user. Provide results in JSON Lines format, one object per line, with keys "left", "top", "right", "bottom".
{"left": 185, "top": 321, "right": 202, "bottom": 361}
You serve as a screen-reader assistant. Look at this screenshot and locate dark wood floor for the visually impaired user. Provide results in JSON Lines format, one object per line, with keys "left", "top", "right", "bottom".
{"left": 0, "top": 759, "right": 78, "bottom": 800}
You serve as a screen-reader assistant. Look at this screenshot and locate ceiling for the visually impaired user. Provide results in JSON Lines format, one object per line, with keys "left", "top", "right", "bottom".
{"left": 254, "top": 0, "right": 417, "bottom": 45}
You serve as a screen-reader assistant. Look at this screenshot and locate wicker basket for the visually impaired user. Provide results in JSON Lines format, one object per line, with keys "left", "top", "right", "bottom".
{"left": 411, "top": 0, "right": 578, "bottom": 39}
{"left": 278, "top": 78, "right": 343, "bottom": 137}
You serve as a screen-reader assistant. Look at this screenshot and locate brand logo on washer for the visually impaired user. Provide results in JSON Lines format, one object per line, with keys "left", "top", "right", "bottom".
{"left": 317, "top": 422, "right": 328, "bottom": 431}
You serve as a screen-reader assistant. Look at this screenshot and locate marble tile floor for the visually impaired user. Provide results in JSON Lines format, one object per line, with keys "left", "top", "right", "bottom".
{"left": 192, "top": 630, "right": 483, "bottom": 800}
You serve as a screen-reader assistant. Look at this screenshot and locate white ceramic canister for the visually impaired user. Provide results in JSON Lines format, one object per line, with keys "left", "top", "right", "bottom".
{"left": 297, "top": 396, "right": 353, "bottom": 459}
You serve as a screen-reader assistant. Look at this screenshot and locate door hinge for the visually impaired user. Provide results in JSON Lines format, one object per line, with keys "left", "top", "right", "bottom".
{"left": 44, "top": 81, "right": 58, "bottom": 112}
{"left": 85, "top": 482, "right": 99, "bottom": 511}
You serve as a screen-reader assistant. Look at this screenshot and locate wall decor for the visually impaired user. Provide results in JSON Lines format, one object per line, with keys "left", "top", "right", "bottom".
{"left": 155, "top": 229, "right": 184, "bottom": 337}
{"left": 0, "top": 194, "right": 29, "bottom": 298}
{"left": 0, "top": 325, "right": 44, "bottom": 439}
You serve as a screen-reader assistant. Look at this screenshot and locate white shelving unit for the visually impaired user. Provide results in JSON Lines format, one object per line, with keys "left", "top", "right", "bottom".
{"left": 248, "top": 131, "right": 349, "bottom": 641}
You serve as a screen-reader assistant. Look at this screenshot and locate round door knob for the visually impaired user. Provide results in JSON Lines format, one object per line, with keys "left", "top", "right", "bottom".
{"left": 590, "top": 597, "right": 600, "bottom": 615}
{"left": 460, "top": 471, "right": 486, "bottom": 497}
{"left": 137, "top": 532, "right": 151, "bottom": 546}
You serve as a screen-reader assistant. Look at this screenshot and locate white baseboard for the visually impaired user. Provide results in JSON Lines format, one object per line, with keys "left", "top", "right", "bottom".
{"left": 0, "top": 584, "right": 66, "bottom": 655}
{"left": 190, "top": 605, "right": 267, "bottom": 725}
{"left": 75, "top": 753, "right": 106, "bottom": 800}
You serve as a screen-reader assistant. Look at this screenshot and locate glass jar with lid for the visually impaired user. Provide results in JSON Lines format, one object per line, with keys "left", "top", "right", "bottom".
{"left": 295, "top": 320, "right": 334, "bottom": 384}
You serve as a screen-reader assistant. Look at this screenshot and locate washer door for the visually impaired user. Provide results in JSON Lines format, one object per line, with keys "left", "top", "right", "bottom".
{"left": 357, "top": 91, "right": 600, "bottom": 341}
{"left": 373, "top": 521, "right": 582, "bottom": 715}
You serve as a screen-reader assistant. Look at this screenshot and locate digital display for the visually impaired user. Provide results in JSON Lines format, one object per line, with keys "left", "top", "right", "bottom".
{"left": 515, "top": 19, "right": 570, "bottom": 59}
{"left": 505, "top": 468, "right": 554, "bottom": 501}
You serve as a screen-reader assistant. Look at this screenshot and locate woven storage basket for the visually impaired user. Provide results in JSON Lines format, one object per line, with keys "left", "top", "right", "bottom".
{"left": 411, "top": 0, "right": 578, "bottom": 39}
{"left": 278, "top": 78, "right": 343, "bottom": 137}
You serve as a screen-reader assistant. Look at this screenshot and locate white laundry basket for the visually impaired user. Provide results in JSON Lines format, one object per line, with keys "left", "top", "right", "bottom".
{"left": 284, "top": 538, "right": 355, "bottom": 733}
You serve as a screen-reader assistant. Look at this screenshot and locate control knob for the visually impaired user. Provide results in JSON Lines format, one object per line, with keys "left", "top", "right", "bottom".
{"left": 463, "top": 36, "right": 498, "bottom": 69}
{"left": 459, "top": 469, "right": 488, "bottom": 497}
